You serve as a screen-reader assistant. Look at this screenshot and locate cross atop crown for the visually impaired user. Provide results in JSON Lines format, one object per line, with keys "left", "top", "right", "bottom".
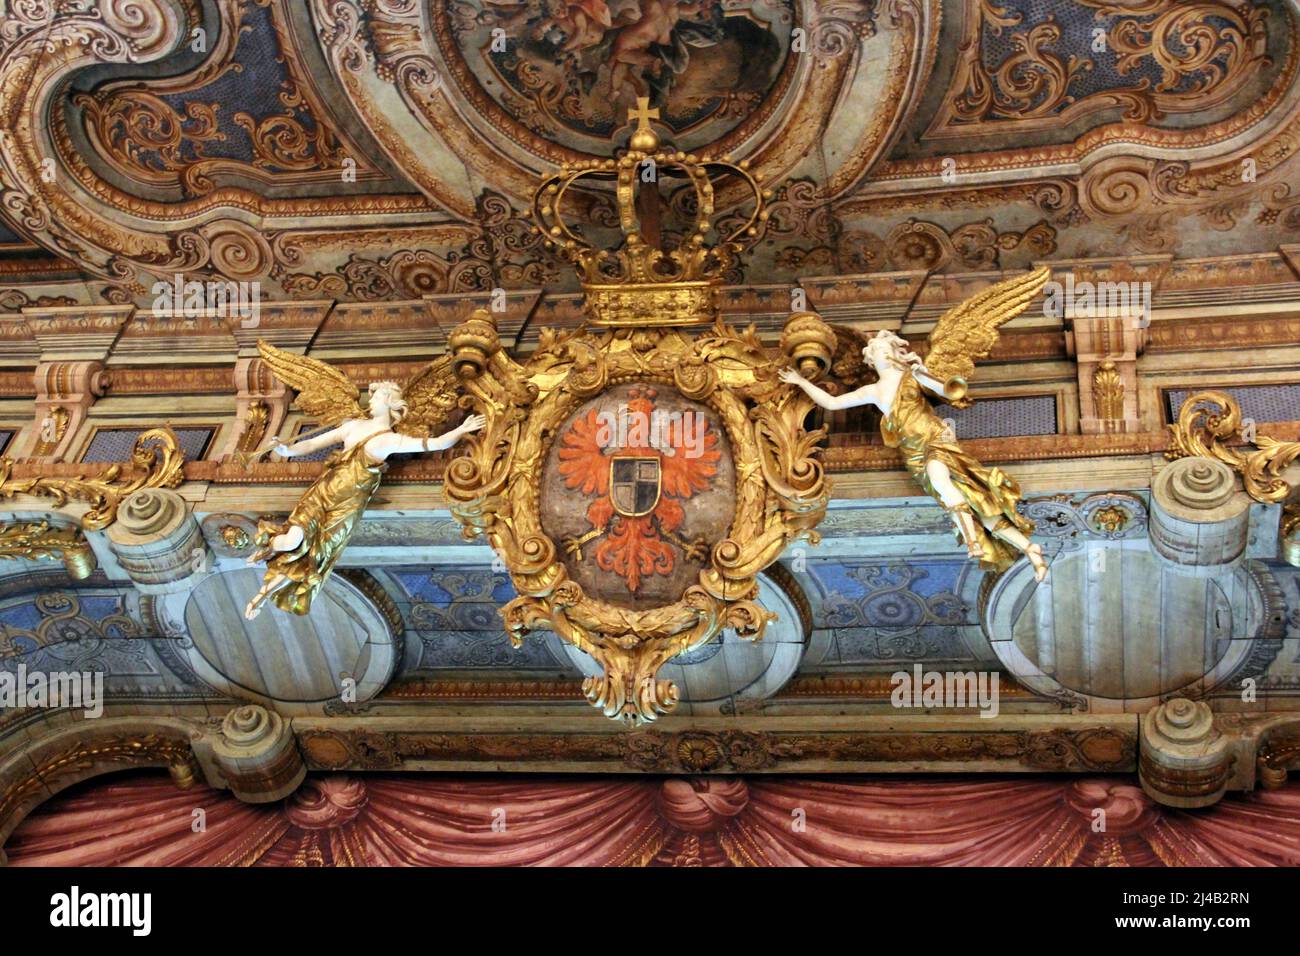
{"left": 627, "top": 97, "right": 661, "bottom": 151}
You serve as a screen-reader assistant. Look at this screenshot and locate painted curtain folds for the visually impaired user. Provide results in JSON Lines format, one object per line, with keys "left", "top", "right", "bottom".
{"left": 8, "top": 773, "right": 1300, "bottom": 867}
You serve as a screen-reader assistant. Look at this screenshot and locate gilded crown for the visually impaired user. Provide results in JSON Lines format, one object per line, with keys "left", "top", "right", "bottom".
{"left": 531, "top": 99, "right": 771, "bottom": 327}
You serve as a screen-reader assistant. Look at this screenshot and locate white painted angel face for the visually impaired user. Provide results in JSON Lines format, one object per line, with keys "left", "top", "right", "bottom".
{"left": 862, "top": 333, "right": 899, "bottom": 371}
{"left": 367, "top": 382, "right": 407, "bottom": 424}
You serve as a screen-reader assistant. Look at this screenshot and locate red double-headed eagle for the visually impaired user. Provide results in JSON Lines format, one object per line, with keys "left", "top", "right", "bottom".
{"left": 556, "top": 387, "right": 721, "bottom": 592}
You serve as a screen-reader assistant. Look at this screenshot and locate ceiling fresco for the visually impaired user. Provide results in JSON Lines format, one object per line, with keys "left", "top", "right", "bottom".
{"left": 444, "top": 0, "right": 795, "bottom": 148}
{"left": 918, "top": 0, "right": 1281, "bottom": 143}
{"left": 4, "top": 0, "right": 1300, "bottom": 308}
{"left": 67, "top": 0, "right": 360, "bottom": 198}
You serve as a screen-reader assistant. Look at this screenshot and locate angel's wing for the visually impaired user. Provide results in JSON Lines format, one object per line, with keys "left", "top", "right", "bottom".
{"left": 923, "top": 265, "right": 1052, "bottom": 408}
{"left": 395, "top": 356, "right": 460, "bottom": 438}
{"left": 257, "top": 340, "right": 365, "bottom": 426}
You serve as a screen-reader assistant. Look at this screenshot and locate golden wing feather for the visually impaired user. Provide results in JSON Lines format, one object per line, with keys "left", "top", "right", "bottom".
{"left": 923, "top": 265, "right": 1052, "bottom": 408}
{"left": 257, "top": 340, "right": 364, "bottom": 427}
{"left": 395, "top": 356, "right": 460, "bottom": 438}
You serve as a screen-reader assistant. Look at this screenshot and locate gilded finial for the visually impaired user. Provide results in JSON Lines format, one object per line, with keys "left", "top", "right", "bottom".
{"left": 628, "top": 97, "right": 660, "bottom": 152}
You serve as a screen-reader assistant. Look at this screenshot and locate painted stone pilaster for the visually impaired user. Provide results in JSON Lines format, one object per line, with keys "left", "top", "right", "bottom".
{"left": 25, "top": 361, "right": 110, "bottom": 462}
{"left": 219, "top": 302, "right": 334, "bottom": 460}
{"left": 1065, "top": 315, "right": 1147, "bottom": 435}
{"left": 220, "top": 357, "right": 290, "bottom": 461}
{"left": 16, "top": 306, "right": 133, "bottom": 461}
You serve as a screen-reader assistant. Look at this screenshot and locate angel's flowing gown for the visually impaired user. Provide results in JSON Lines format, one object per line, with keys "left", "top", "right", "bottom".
{"left": 882, "top": 369, "right": 1035, "bottom": 571}
{"left": 254, "top": 435, "right": 386, "bottom": 614}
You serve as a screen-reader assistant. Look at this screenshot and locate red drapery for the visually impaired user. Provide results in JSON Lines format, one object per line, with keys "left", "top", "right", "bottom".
{"left": 8, "top": 773, "right": 1300, "bottom": 866}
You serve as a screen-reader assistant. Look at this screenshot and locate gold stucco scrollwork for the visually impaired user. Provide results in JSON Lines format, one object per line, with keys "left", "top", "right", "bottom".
{"left": 1167, "top": 390, "right": 1300, "bottom": 569}
{"left": 446, "top": 310, "right": 830, "bottom": 725}
{"left": 1167, "top": 391, "right": 1300, "bottom": 504}
{"left": 0, "top": 520, "right": 97, "bottom": 579}
{"left": 1283, "top": 507, "right": 1300, "bottom": 567}
{"left": 0, "top": 427, "right": 186, "bottom": 532}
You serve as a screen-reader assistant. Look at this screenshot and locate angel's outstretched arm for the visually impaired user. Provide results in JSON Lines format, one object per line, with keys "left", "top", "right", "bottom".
{"left": 277, "top": 426, "right": 346, "bottom": 457}
{"left": 371, "top": 414, "right": 488, "bottom": 457}
{"left": 778, "top": 368, "right": 879, "bottom": 412}
{"left": 426, "top": 413, "right": 487, "bottom": 450}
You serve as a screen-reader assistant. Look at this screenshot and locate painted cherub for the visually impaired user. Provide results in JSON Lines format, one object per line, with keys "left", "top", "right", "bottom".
{"left": 244, "top": 340, "right": 485, "bottom": 619}
{"left": 607, "top": 0, "right": 715, "bottom": 100}
{"left": 780, "top": 267, "right": 1052, "bottom": 581}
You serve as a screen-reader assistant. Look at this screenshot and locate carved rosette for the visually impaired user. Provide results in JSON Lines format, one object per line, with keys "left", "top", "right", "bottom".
{"left": 445, "top": 310, "right": 830, "bottom": 725}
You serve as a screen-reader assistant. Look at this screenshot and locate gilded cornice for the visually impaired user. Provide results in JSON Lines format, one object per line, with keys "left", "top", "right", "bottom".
{"left": 0, "top": 255, "right": 1298, "bottom": 376}
{"left": 773, "top": 674, "right": 1036, "bottom": 699}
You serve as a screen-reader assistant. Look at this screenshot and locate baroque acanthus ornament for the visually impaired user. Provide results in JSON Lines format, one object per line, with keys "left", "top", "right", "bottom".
{"left": 1166, "top": 390, "right": 1300, "bottom": 505}
{"left": 1092, "top": 361, "right": 1125, "bottom": 422}
{"left": 443, "top": 106, "right": 831, "bottom": 724}
{"left": 1166, "top": 390, "right": 1300, "bottom": 568}
{"left": 0, "top": 427, "right": 185, "bottom": 532}
{"left": 444, "top": 308, "right": 831, "bottom": 724}
{"left": 0, "top": 521, "right": 97, "bottom": 580}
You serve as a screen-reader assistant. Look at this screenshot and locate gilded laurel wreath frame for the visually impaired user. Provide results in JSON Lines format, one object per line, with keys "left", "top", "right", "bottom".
{"left": 444, "top": 313, "right": 831, "bottom": 724}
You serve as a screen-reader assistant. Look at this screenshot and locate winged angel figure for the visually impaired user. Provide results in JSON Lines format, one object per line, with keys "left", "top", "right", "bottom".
{"left": 244, "top": 341, "right": 485, "bottom": 619}
{"left": 781, "top": 267, "right": 1052, "bottom": 581}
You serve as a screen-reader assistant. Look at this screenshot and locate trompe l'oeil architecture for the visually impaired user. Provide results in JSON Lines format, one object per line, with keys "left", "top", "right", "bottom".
{"left": 0, "top": 2, "right": 1299, "bottom": 864}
